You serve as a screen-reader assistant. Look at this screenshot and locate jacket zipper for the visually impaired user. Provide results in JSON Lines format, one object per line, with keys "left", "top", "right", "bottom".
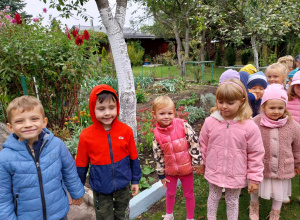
{"left": 107, "top": 133, "right": 117, "bottom": 191}
{"left": 222, "top": 123, "right": 229, "bottom": 188}
{"left": 26, "top": 140, "right": 48, "bottom": 220}
{"left": 14, "top": 194, "right": 19, "bottom": 215}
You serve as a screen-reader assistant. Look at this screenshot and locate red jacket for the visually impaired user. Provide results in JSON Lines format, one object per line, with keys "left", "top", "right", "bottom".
{"left": 76, "top": 85, "right": 141, "bottom": 194}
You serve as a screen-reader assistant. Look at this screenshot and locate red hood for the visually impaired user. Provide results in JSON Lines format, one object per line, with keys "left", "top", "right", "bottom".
{"left": 89, "top": 84, "right": 119, "bottom": 128}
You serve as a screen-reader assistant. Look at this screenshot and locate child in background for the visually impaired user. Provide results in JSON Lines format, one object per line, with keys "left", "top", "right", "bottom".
{"left": 240, "top": 64, "right": 257, "bottom": 75}
{"left": 278, "top": 55, "right": 296, "bottom": 89}
{"left": 247, "top": 72, "right": 268, "bottom": 117}
{"left": 199, "top": 79, "right": 265, "bottom": 220}
{"left": 218, "top": 69, "right": 249, "bottom": 93}
{"left": 76, "top": 85, "right": 142, "bottom": 220}
{"left": 0, "top": 96, "right": 84, "bottom": 220}
{"left": 295, "top": 54, "right": 300, "bottom": 68}
{"left": 152, "top": 96, "right": 202, "bottom": 220}
{"left": 265, "top": 63, "right": 287, "bottom": 86}
{"left": 287, "top": 71, "right": 300, "bottom": 124}
{"left": 287, "top": 69, "right": 298, "bottom": 87}
{"left": 250, "top": 84, "right": 300, "bottom": 220}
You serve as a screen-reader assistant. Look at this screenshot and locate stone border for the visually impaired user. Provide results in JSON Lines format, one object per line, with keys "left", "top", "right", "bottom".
{"left": 83, "top": 180, "right": 181, "bottom": 219}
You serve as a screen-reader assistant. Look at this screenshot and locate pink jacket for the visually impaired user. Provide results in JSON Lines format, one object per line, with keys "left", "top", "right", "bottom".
{"left": 253, "top": 114, "right": 300, "bottom": 179}
{"left": 199, "top": 111, "right": 265, "bottom": 189}
{"left": 154, "top": 118, "right": 193, "bottom": 176}
{"left": 287, "top": 97, "right": 300, "bottom": 124}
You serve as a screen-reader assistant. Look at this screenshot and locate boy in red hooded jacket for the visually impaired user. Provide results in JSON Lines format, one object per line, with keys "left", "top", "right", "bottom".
{"left": 76, "top": 85, "right": 142, "bottom": 220}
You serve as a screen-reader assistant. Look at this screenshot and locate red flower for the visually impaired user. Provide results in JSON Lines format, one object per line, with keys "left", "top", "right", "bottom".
{"left": 67, "top": 33, "right": 71, "bottom": 40}
{"left": 142, "top": 119, "right": 147, "bottom": 122}
{"left": 142, "top": 131, "right": 148, "bottom": 135}
{"left": 14, "top": 13, "right": 22, "bottom": 24}
{"left": 72, "top": 30, "right": 78, "bottom": 38}
{"left": 75, "top": 35, "right": 84, "bottom": 45}
{"left": 83, "top": 30, "right": 90, "bottom": 40}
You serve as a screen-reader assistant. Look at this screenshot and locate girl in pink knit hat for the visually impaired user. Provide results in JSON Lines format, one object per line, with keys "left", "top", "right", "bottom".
{"left": 199, "top": 79, "right": 265, "bottom": 220}
{"left": 287, "top": 71, "right": 300, "bottom": 124}
{"left": 250, "top": 84, "right": 300, "bottom": 220}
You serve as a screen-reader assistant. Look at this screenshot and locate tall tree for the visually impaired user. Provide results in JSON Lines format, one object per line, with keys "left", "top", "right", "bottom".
{"left": 45, "top": 0, "right": 137, "bottom": 134}
{"left": 0, "top": 0, "right": 32, "bottom": 20}
{"left": 202, "top": 0, "right": 300, "bottom": 69}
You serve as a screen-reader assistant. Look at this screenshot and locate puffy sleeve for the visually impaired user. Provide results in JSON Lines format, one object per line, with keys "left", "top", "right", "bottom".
{"left": 184, "top": 122, "right": 202, "bottom": 165}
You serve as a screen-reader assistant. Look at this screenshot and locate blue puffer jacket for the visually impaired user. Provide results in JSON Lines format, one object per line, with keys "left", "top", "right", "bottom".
{"left": 0, "top": 128, "right": 85, "bottom": 220}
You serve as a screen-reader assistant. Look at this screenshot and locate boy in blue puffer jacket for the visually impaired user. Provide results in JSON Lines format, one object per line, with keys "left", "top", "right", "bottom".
{"left": 0, "top": 95, "right": 85, "bottom": 220}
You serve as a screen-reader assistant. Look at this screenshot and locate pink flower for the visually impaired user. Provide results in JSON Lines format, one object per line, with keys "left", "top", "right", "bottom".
{"left": 65, "top": 27, "right": 69, "bottom": 33}
{"left": 6, "top": 6, "right": 10, "bottom": 9}
{"left": 10, "top": 18, "right": 16, "bottom": 24}
{"left": 43, "top": 8, "right": 47, "bottom": 13}
{"left": 32, "top": 18, "right": 39, "bottom": 22}
{"left": 0, "top": 23, "right": 3, "bottom": 27}
{"left": 5, "top": 15, "right": 11, "bottom": 19}
{"left": 75, "top": 27, "right": 79, "bottom": 31}
{"left": 3, "top": 9, "right": 6, "bottom": 13}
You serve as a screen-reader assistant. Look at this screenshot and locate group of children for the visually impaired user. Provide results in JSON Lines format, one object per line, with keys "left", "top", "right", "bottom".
{"left": 0, "top": 55, "right": 300, "bottom": 220}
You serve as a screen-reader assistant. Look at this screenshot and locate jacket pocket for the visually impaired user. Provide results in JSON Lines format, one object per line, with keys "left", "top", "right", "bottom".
{"left": 284, "top": 158, "right": 294, "bottom": 173}
{"left": 61, "top": 180, "right": 67, "bottom": 196}
{"left": 233, "top": 152, "right": 247, "bottom": 176}
{"left": 206, "top": 147, "right": 217, "bottom": 171}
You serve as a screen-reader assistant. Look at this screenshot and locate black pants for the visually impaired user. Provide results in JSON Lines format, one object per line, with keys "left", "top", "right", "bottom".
{"left": 93, "top": 185, "right": 131, "bottom": 220}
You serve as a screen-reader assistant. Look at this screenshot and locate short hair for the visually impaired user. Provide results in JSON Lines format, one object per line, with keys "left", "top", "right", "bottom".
{"left": 7, "top": 96, "right": 45, "bottom": 123}
{"left": 211, "top": 79, "right": 252, "bottom": 121}
{"left": 287, "top": 84, "right": 297, "bottom": 101}
{"left": 265, "top": 63, "right": 288, "bottom": 85}
{"left": 277, "top": 55, "right": 296, "bottom": 70}
{"left": 152, "top": 95, "right": 175, "bottom": 113}
{"left": 96, "top": 90, "right": 118, "bottom": 103}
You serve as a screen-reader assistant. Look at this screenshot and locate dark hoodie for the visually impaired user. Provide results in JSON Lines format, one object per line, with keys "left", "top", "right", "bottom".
{"left": 76, "top": 85, "right": 142, "bottom": 194}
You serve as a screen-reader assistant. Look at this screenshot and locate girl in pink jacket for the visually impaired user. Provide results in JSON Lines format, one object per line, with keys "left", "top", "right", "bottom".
{"left": 152, "top": 96, "right": 203, "bottom": 220}
{"left": 250, "top": 84, "right": 300, "bottom": 220}
{"left": 199, "top": 79, "right": 265, "bottom": 220}
{"left": 287, "top": 71, "right": 300, "bottom": 124}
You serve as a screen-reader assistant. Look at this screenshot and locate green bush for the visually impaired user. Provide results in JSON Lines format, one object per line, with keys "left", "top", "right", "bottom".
{"left": 101, "top": 47, "right": 107, "bottom": 59}
{"left": 215, "top": 47, "right": 222, "bottom": 66}
{"left": 182, "top": 106, "right": 207, "bottom": 124}
{"left": 241, "top": 50, "right": 250, "bottom": 65}
{"left": 225, "top": 45, "right": 236, "bottom": 66}
{"left": 127, "top": 41, "right": 145, "bottom": 66}
{"left": 153, "top": 79, "right": 184, "bottom": 93}
{"left": 292, "top": 42, "right": 300, "bottom": 57}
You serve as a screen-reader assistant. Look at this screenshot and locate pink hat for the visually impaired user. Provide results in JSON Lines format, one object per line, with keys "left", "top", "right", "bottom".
{"left": 261, "top": 84, "right": 288, "bottom": 106}
{"left": 291, "top": 71, "right": 300, "bottom": 86}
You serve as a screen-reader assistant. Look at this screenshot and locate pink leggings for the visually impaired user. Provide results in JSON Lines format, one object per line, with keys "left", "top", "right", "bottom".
{"left": 207, "top": 183, "right": 241, "bottom": 220}
{"left": 166, "top": 173, "right": 195, "bottom": 219}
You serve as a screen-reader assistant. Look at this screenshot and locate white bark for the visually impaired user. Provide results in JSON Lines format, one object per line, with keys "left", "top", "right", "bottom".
{"left": 97, "top": 0, "right": 137, "bottom": 134}
{"left": 251, "top": 35, "right": 259, "bottom": 70}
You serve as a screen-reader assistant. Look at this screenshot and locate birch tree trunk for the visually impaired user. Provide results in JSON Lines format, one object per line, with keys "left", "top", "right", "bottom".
{"left": 251, "top": 35, "right": 259, "bottom": 70}
{"left": 96, "top": 0, "right": 137, "bottom": 134}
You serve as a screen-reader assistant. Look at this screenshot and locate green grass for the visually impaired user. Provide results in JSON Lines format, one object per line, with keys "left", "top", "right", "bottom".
{"left": 132, "top": 65, "right": 225, "bottom": 84}
{"left": 146, "top": 175, "right": 300, "bottom": 219}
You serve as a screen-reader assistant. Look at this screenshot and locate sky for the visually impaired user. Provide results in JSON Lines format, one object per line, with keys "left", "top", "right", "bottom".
{"left": 23, "top": 0, "right": 149, "bottom": 29}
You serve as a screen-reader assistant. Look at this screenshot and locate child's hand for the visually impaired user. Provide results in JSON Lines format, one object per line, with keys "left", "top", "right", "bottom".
{"left": 249, "top": 90, "right": 259, "bottom": 100}
{"left": 194, "top": 165, "right": 205, "bottom": 175}
{"left": 70, "top": 196, "right": 84, "bottom": 206}
{"left": 161, "top": 178, "right": 170, "bottom": 188}
{"left": 295, "top": 166, "right": 300, "bottom": 175}
{"left": 248, "top": 182, "right": 259, "bottom": 194}
{"left": 131, "top": 184, "right": 139, "bottom": 196}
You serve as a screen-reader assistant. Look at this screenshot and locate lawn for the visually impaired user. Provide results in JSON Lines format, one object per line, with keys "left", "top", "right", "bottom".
{"left": 143, "top": 175, "right": 300, "bottom": 219}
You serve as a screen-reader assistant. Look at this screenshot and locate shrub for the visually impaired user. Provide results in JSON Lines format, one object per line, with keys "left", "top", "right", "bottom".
{"left": 241, "top": 50, "right": 250, "bottom": 65}
{"left": 127, "top": 41, "right": 145, "bottom": 66}
{"left": 101, "top": 47, "right": 107, "bottom": 59}
{"left": 134, "top": 76, "right": 154, "bottom": 89}
{"left": 153, "top": 79, "right": 184, "bottom": 93}
{"left": 200, "top": 93, "right": 216, "bottom": 108}
{"left": 225, "top": 45, "right": 236, "bottom": 66}
{"left": 181, "top": 106, "right": 207, "bottom": 124}
{"left": 215, "top": 47, "right": 222, "bottom": 66}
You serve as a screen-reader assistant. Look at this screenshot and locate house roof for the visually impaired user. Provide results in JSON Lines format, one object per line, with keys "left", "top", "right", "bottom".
{"left": 73, "top": 25, "right": 158, "bottom": 39}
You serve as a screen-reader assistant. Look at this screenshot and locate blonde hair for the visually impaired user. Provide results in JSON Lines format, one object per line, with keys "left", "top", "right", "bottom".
{"left": 7, "top": 96, "right": 45, "bottom": 123}
{"left": 261, "top": 101, "right": 292, "bottom": 120}
{"left": 265, "top": 63, "right": 287, "bottom": 85}
{"left": 211, "top": 79, "right": 252, "bottom": 121}
{"left": 277, "top": 55, "right": 296, "bottom": 71}
{"left": 152, "top": 95, "right": 175, "bottom": 113}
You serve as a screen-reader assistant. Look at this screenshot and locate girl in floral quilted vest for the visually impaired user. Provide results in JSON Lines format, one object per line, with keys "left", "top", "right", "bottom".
{"left": 152, "top": 95, "right": 203, "bottom": 220}
{"left": 199, "top": 79, "right": 265, "bottom": 220}
{"left": 250, "top": 84, "right": 300, "bottom": 220}
{"left": 287, "top": 71, "right": 300, "bottom": 124}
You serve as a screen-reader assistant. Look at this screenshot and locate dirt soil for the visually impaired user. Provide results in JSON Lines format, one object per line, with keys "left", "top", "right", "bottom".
{"left": 136, "top": 84, "right": 217, "bottom": 219}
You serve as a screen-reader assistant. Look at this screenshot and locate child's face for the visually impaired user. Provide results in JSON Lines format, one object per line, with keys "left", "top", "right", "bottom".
{"left": 262, "top": 99, "right": 285, "bottom": 120}
{"left": 249, "top": 85, "right": 265, "bottom": 100}
{"left": 153, "top": 104, "right": 175, "bottom": 128}
{"left": 95, "top": 98, "right": 117, "bottom": 130}
{"left": 294, "top": 84, "right": 300, "bottom": 98}
{"left": 7, "top": 106, "right": 47, "bottom": 146}
{"left": 217, "top": 99, "right": 243, "bottom": 120}
{"left": 266, "top": 69, "right": 285, "bottom": 85}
